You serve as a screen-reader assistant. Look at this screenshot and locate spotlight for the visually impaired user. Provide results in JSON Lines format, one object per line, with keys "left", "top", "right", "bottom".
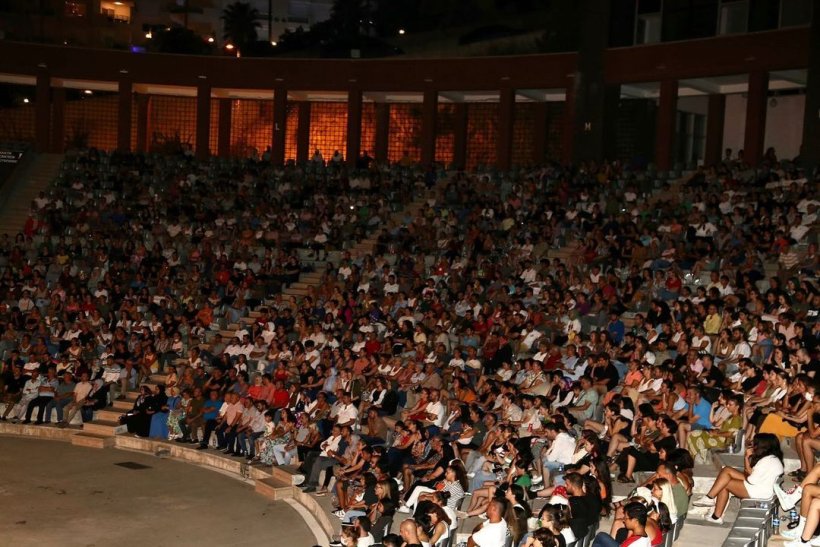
{"left": 145, "top": 31, "right": 152, "bottom": 39}
{"left": 23, "top": 98, "right": 29, "bottom": 104}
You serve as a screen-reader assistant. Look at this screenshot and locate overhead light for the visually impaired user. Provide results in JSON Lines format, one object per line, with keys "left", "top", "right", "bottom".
{"left": 225, "top": 43, "right": 234, "bottom": 50}
{"left": 114, "top": 1, "right": 123, "bottom": 5}
{"left": 398, "top": 28, "right": 405, "bottom": 35}
{"left": 83, "top": 89, "right": 93, "bottom": 95}
{"left": 207, "top": 36, "right": 214, "bottom": 43}
{"left": 23, "top": 98, "right": 29, "bottom": 104}
{"left": 270, "top": 40, "right": 277, "bottom": 46}
{"left": 145, "top": 31, "right": 152, "bottom": 39}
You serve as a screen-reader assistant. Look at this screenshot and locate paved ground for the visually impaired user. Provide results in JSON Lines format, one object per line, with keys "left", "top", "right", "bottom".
{"left": 0, "top": 437, "right": 316, "bottom": 547}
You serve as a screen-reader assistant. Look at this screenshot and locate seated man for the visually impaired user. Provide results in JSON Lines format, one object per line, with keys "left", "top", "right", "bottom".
{"left": 23, "top": 367, "right": 59, "bottom": 424}
{"left": 468, "top": 498, "right": 509, "bottom": 547}
{"left": 592, "top": 501, "right": 650, "bottom": 547}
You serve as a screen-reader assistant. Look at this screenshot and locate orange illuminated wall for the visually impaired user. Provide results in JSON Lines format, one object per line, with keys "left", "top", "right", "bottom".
{"left": 310, "top": 102, "right": 347, "bottom": 159}
{"left": 230, "top": 99, "right": 271, "bottom": 157}
{"left": 360, "top": 102, "right": 376, "bottom": 157}
{"left": 149, "top": 95, "right": 196, "bottom": 154}
{"left": 387, "top": 104, "right": 422, "bottom": 163}
{"left": 466, "top": 103, "right": 498, "bottom": 170}
{"left": 63, "top": 93, "right": 118, "bottom": 150}
{"left": 435, "top": 103, "right": 455, "bottom": 167}
{"left": 512, "top": 103, "right": 536, "bottom": 167}
{"left": 209, "top": 100, "right": 219, "bottom": 155}
{"left": 0, "top": 104, "right": 35, "bottom": 143}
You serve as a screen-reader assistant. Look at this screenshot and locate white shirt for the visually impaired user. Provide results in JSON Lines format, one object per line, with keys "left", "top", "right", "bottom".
{"left": 471, "top": 519, "right": 508, "bottom": 547}
{"left": 744, "top": 454, "right": 785, "bottom": 498}
{"left": 320, "top": 434, "right": 342, "bottom": 457}
{"left": 545, "top": 432, "right": 576, "bottom": 464}
{"left": 335, "top": 403, "right": 358, "bottom": 425}
{"left": 424, "top": 401, "right": 445, "bottom": 427}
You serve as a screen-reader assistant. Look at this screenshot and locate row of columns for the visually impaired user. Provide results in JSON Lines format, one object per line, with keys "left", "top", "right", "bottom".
{"left": 32, "top": 71, "right": 772, "bottom": 170}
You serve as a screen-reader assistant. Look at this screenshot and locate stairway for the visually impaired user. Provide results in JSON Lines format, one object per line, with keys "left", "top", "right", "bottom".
{"left": 280, "top": 186, "right": 435, "bottom": 299}
{"left": 0, "top": 153, "right": 64, "bottom": 238}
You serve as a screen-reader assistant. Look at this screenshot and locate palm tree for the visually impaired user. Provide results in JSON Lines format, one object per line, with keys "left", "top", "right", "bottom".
{"left": 221, "top": 1, "right": 261, "bottom": 51}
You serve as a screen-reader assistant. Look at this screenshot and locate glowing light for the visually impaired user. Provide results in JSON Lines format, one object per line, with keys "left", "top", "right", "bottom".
{"left": 23, "top": 98, "right": 29, "bottom": 104}
{"left": 225, "top": 43, "right": 234, "bottom": 50}
{"left": 270, "top": 40, "right": 277, "bottom": 46}
{"left": 207, "top": 36, "right": 215, "bottom": 43}
{"left": 83, "top": 89, "right": 93, "bottom": 95}
{"left": 114, "top": 1, "right": 123, "bottom": 5}
{"left": 145, "top": 31, "right": 152, "bottom": 39}
{"left": 398, "top": 28, "right": 405, "bottom": 35}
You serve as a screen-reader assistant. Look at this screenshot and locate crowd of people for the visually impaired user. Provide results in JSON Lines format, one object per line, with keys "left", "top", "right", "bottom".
{"left": 0, "top": 147, "right": 818, "bottom": 547}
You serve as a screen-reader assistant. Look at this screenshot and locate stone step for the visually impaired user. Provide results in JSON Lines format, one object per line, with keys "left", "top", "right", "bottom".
{"left": 111, "top": 399, "right": 132, "bottom": 411}
{"left": 94, "top": 409, "right": 123, "bottom": 423}
{"left": 270, "top": 463, "right": 302, "bottom": 485}
{"left": 283, "top": 287, "right": 310, "bottom": 296}
{"left": 124, "top": 390, "right": 140, "bottom": 401}
{"left": 227, "top": 323, "right": 240, "bottom": 331}
{"left": 219, "top": 329, "right": 237, "bottom": 339}
{"left": 248, "top": 310, "right": 263, "bottom": 318}
{"left": 0, "top": 421, "right": 76, "bottom": 441}
{"left": 82, "top": 420, "right": 125, "bottom": 436}
{"left": 254, "top": 478, "right": 294, "bottom": 501}
{"left": 71, "top": 432, "right": 114, "bottom": 449}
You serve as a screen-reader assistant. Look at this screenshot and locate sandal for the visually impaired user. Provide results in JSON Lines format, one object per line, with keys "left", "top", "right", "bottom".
{"left": 315, "top": 489, "right": 328, "bottom": 496}
{"left": 617, "top": 474, "right": 634, "bottom": 484}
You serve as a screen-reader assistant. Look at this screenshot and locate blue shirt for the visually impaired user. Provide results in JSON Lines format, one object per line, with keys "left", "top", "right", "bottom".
{"left": 203, "top": 399, "right": 222, "bottom": 421}
{"left": 608, "top": 320, "right": 625, "bottom": 345}
{"left": 690, "top": 397, "right": 713, "bottom": 429}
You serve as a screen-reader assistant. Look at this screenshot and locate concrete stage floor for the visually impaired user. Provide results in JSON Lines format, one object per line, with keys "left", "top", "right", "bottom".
{"left": 0, "top": 437, "right": 316, "bottom": 547}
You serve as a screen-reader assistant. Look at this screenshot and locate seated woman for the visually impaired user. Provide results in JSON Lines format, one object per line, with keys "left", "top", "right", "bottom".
{"left": 687, "top": 393, "right": 743, "bottom": 464}
{"left": 692, "top": 433, "right": 784, "bottom": 524}
{"left": 258, "top": 409, "right": 296, "bottom": 465}
{"left": 459, "top": 455, "right": 531, "bottom": 519}
{"left": 417, "top": 502, "right": 453, "bottom": 547}
{"left": 615, "top": 415, "right": 678, "bottom": 483}
{"left": 403, "top": 461, "right": 468, "bottom": 514}
{"left": 332, "top": 442, "right": 374, "bottom": 512}
{"left": 148, "top": 385, "right": 176, "bottom": 439}
{"left": 792, "top": 400, "right": 820, "bottom": 481}
{"left": 758, "top": 374, "right": 814, "bottom": 440}
{"left": 121, "top": 385, "right": 154, "bottom": 437}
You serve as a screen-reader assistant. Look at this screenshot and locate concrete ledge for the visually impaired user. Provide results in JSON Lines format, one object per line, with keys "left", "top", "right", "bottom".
{"left": 255, "top": 478, "right": 294, "bottom": 501}
{"left": 292, "top": 486, "right": 338, "bottom": 540}
{"left": 71, "top": 432, "right": 115, "bottom": 449}
{"left": 0, "top": 422, "right": 77, "bottom": 441}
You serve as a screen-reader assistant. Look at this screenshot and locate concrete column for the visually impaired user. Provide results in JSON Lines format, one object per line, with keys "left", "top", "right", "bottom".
{"left": 452, "top": 103, "right": 468, "bottom": 170}
{"left": 704, "top": 94, "right": 726, "bottom": 166}
{"left": 195, "top": 81, "right": 211, "bottom": 160}
{"left": 35, "top": 68, "right": 50, "bottom": 153}
{"left": 272, "top": 87, "right": 287, "bottom": 165}
{"left": 532, "top": 102, "right": 548, "bottom": 164}
{"left": 561, "top": 77, "right": 576, "bottom": 165}
{"left": 217, "top": 98, "right": 232, "bottom": 158}
{"left": 117, "top": 77, "right": 133, "bottom": 152}
{"left": 346, "top": 88, "right": 362, "bottom": 168}
{"left": 51, "top": 87, "right": 65, "bottom": 153}
{"left": 800, "top": 11, "right": 820, "bottom": 169}
{"left": 497, "top": 87, "right": 515, "bottom": 171}
{"left": 420, "top": 89, "right": 437, "bottom": 166}
{"left": 135, "top": 94, "right": 150, "bottom": 153}
{"left": 744, "top": 71, "right": 769, "bottom": 166}
{"left": 374, "top": 102, "right": 389, "bottom": 164}
{"left": 296, "top": 101, "right": 311, "bottom": 164}
{"left": 655, "top": 79, "right": 678, "bottom": 171}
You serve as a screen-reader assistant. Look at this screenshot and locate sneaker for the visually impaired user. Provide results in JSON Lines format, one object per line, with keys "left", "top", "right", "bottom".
{"left": 531, "top": 475, "right": 543, "bottom": 485}
{"left": 775, "top": 483, "right": 803, "bottom": 511}
{"left": 397, "top": 505, "right": 411, "bottom": 514}
{"left": 809, "top": 536, "right": 820, "bottom": 546}
{"left": 293, "top": 474, "right": 305, "bottom": 486}
{"left": 704, "top": 514, "right": 724, "bottom": 525}
{"left": 693, "top": 495, "right": 717, "bottom": 508}
{"left": 785, "top": 540, "right": 810, "bottom": 547}
{"left": 783, "top": 524, "right": 806, "bottom": 540}
{"left": 530, "top": 485, "right": 542, "bottom": 493}
{"left": 333, "top": 509, "right": 346, "bottom": 518}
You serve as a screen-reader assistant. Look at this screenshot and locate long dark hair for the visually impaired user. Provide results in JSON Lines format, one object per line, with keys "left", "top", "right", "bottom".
{"left": 750, "top": 433, "right": 784, "bottom": 467}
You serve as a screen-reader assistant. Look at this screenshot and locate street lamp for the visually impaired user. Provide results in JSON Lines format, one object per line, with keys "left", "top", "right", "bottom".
{"left": 398, "top": 28, "right": 406, "bottom": 35}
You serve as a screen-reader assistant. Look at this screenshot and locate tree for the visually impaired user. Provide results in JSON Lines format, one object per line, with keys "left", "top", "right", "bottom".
{"left": 221, "top": 1, "right": 261, "bottom": 51}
